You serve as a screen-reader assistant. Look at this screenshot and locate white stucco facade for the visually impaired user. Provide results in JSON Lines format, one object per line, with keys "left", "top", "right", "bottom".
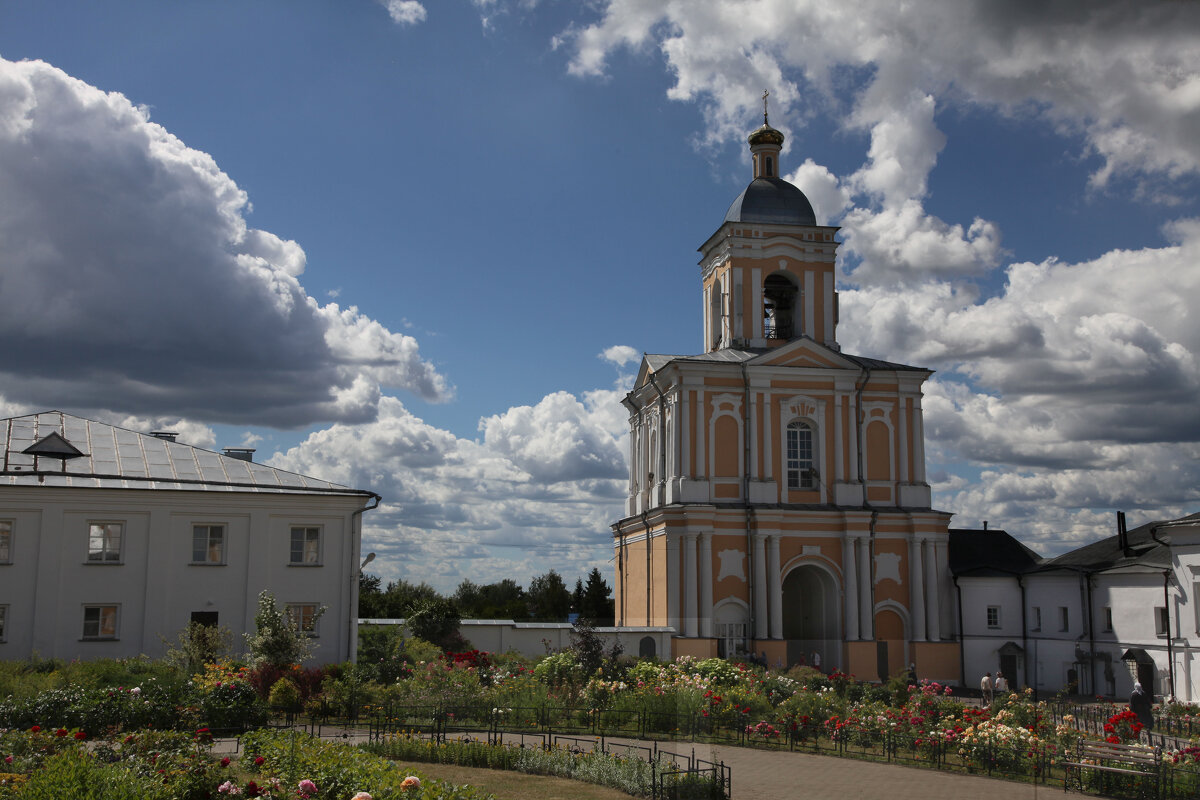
{"left": 0, "top": 412, "right": 378, "bottom": 665}
{"left": 955, "top": 515, "right": 1200, "bottom": 702}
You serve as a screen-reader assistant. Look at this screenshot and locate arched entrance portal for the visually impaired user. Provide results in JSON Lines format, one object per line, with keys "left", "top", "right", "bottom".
{"left": 781, "top": 564, "right": 840, "bottom": 669}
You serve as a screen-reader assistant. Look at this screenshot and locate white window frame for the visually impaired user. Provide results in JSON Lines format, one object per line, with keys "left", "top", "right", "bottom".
{"left": 286, "top": 603, "right": 320, "bottom": 637}
{"left": 1155, "top": 606, "right": 1169, "bottom": 638}
{"left": 0, "top": 520, "right": 11, "bottom": 564}
{"left": 289, "top": 526, "right": 322, "bottom": 565}
{"left": 785, "top": 420, "right": 817, "bottom": 490}
{"left": 86, "top": 522, "right": 124, "bottom": 563}
{"left": 82, "top": 604, "right": 119, "bottom": 640}
{"left": 0, "top": 604, "right": 7, "bottom": 642}
{"left": 986, "top": 605, "right": 1001, "bottom": 629}
{"left": 191, "top": 524, "right": 226, "bottom": 565}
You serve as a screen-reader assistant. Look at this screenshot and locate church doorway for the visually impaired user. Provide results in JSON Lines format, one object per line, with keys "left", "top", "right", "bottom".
{"left": 781, "top": 564, "right": 840, "bottom": 669}
{"left": 875, "top": 609, "right": 907, "bottom": 681}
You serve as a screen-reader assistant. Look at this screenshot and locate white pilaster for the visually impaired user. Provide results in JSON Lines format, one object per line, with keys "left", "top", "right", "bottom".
{"left": 925, "top": 539, "right": 941, "bottom": 640}
{"left": 844, "top": 536, "right": 860, "bottom": 640}
{"left": 898, "top": 396, "right": 910, "bottom": 483}
{"left": 751, "top": 267, "right": 762, "bottom": 340}
{"left": 909, "top": 537, "right": 926, "bottom": 641}
{"left": 699, "top": 531, "right": 713, "bottom": 637}
{"left": 762, "top": 390, "right": 773, "bottom": 481}
{"left": 858, "top": 537, "right": 872, "bottom": 638}
{"left": 684, "top": 532, "right": 698, "bottom": 637}
{"left": 848, "top": 394, "right": 860, "bottom": 482}
{"left": 666, "top": 533, "right": 680, "bottom": 632}
{"left": 834, "top": 393, "right": 844, "bottom": 483}
{"left": 749, "top": 390, "right": 759, "bottom": 480}
{"left": 768, "top": 535, "right": 783, "bottom": 639}
{"left": 753, "top": 533, "right": 769, "bottom": 640}
{"left": 804, "top": 271, "right": 815, "bottom": 338}
{"left": 912, "top": 402, "right": 926, "bottom": 483}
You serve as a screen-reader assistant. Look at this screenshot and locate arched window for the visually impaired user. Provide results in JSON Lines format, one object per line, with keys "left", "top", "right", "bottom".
{"left": 764, "top": 155, "right": 774, "bottom": 177}
{"left": 786, "top": 420, "right": 816, "bottom": 489}
{"left": 710, "top": 277, "right": 725, "bottom": 349}
{"left": 763, "top": 273, "right": 798, "bottom": 340}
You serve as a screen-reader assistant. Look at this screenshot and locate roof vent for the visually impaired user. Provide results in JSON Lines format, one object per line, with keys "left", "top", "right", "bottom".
{"left": 150, "top": 431, "right": 178, "bottom": 442}
{"left": 222, "top": 447, "right": 255, "bottom": 463}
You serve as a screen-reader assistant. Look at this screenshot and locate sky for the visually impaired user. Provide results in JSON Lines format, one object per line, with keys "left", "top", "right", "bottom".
{"left": 1, "top": 0, "right": 1198, "bottom": 594}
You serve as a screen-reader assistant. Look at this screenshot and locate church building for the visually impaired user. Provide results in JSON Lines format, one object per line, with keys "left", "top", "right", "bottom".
{"left": 611, "top": 111, "right": 960, "bottom": 682}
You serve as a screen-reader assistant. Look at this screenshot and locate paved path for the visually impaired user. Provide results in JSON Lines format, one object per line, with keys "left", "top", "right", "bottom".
{"left": 229, "top": 727, "right": 1055, "bottom": 800}
{"left": 590, "top": 736, "right": 1049, "bottom": 800}
{"left": 696, "top": 742, "right": 1047, "bottom": 800}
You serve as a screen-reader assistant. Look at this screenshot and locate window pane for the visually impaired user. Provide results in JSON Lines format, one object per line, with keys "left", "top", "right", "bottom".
{"left": 0, "top": 605, "right": 7, "bottom": 640}
{"left": 0, "top": 521, "right": 10, "bottom": 561}
{"left": 291, "top": 527, "right": 320, "bottom": 564}
{"left": 88, "top": 523, "right": 122, "bottom": 561}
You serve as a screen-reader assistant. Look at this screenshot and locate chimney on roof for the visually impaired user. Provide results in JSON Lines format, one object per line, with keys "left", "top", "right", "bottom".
{"left": 1117, "top": 511, "right": 1129, "bottom": 554}
{"left": 150, "top": 431, "right": 178, "bottom": 442}
{"left": 222, "top": 447, "right": 255, "bottom": 463}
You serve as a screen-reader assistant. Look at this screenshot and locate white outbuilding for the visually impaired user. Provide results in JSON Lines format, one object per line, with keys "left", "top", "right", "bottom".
{"left": 0, "top": 411, "right": 378, "bottom": 664}
{"left": 952, "top": 514, "right": 1200, "bottom": 702}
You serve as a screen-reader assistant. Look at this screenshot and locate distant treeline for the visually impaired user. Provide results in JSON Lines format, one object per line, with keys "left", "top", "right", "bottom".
{"left": 358, "top": 568, "right": 614, "bottom": 628}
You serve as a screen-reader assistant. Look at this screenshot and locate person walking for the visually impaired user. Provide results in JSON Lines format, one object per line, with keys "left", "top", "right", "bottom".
{"left": 1130, "top": 681, "right": 1154, "bottom": 732}
{"left": 994, "top": 671, "right": 1008, "bottom": 695}
{"left": 980, "top": 672, "right": 993, "bottom": 706}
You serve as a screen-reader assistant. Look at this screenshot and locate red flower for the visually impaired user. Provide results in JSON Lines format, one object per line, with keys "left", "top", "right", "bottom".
{"left": 254, "top": 756, "right": 265, "bottom": 766}
{"left": 29, "top": 725, "right": 41, "bottom": 733}
{"left": 245, "top": 780, "right": 261, "bottom": 798}
{"left": 73, "top": 731, "right": 87, "bottom": 741}
{"left": 55, "top": 729, "right": 68, "bottom": 737}
{"left": 220, "top": 757, "right": 231, "bottom": 767}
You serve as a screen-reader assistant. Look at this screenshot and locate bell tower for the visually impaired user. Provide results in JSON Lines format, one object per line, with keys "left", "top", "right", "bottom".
{"left": 613, "top": 102, "right": 955, "bottom": 684}
{"left": 701, "top": 95, "right": 840, "bottom": 352}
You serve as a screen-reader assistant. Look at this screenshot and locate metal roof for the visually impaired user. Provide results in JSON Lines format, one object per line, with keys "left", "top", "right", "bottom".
{"left": 724, "top": 177, "right": 817, "bottom": 226}
{"left": 0, "top": 411, "right": 375, "bottom": 498}
{"left": 643, "top": 347, "right": 925, "bottom": 373}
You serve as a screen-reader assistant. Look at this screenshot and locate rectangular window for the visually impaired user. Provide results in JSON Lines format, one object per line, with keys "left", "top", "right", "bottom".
{"left": 785, "top": 422, "right": 815, "bottom": 490}
{"left": 1059, "top": 606, "right": 1069, "bottom": 632}
{"left": 87, "top": 522, "right": 123, "bottom": 563}
{"left": 0, "top": 520, "right": 11, "bottom": 563}
{"left": 1104, "top": 607, "right": 1113, "bottom": 632}
{"left": 986, "top": 606, "right": 1001, "bottom": 628}
{"left": 289, "top": 527, "right": 321, "bottom": 565}
{"left": 1155, "top": 606, "right": 1169, "bottom": 637}
{"left": 191, "top": 525, "right": 226, "bottom": 564}
{"left": 82, "top": 605, "right": 119, "bottom": 640}
{"left": 0, "top": 605, "right": 7, "bottom": 642}
{"left": 286, "top": 603, "right": 320, "bottom": 636}
{"left": 1031, "top": 606, "right": 1041, "bottom": 632}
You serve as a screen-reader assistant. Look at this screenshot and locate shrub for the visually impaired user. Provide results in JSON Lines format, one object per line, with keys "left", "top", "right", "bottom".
{"left": 269, "top": 678, "right": 303, "bottom": 711}
{"left": 244, "top": 591, "right": 324, "bottom": 668}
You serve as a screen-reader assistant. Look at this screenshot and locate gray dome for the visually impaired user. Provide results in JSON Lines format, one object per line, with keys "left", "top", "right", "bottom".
{"left": 724, "top": 176, "right": 816, "bottom": 226}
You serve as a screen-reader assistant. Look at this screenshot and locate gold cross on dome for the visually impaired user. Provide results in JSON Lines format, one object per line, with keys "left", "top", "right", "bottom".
{"left": 763, "top": 90, "right": 769, "bottom": 124}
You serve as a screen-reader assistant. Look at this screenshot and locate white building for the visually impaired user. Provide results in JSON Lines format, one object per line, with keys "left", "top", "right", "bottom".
{"left": 0, "top": 411, "right": 378, "bottom": 665}
{"left": 952, "top": 514, "right": 1200, "bottom": 702}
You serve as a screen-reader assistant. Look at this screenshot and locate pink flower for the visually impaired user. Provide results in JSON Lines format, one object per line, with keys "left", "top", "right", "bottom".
{"left": 352, "top": 793, "right": 374, "bottom": 800}
{"left": 4, "top": 756, "right": 12, "bottom": 764}
{"left": 401, "top": 776, "right": 421, "bottom": 790}
{"left": 298, "top": 779, "right": 318, "bottom": 796}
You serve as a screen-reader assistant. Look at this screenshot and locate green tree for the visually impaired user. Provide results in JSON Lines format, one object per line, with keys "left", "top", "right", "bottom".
{"left": 406, "top": 596, "right": 466, "bottom": 652}
{"left": 580, "top": 567, "right": 614, "bottom": 625}
{"left": 358, "top": 572, "right": 387, "bottom": 618}
{"left": 527, "top": 569, "right": 571, "bottom": 621}
{"left": 244, "top": 590, "right": 324, "bottom": 667}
